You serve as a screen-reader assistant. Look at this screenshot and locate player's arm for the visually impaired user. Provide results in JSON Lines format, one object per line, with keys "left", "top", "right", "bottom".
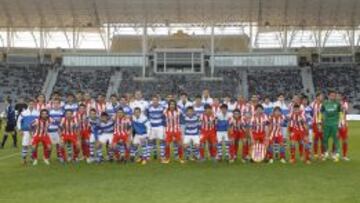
{"left": 16, "top": 112, "right": 23, "bottom": 136}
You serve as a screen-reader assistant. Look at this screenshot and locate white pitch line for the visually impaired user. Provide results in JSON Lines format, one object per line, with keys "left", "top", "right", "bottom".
{"left": 0, "top": 152, "right": 19, "bottom": 160}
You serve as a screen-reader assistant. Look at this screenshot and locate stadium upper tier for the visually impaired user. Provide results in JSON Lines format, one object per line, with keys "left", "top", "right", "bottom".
{"left": 1, "top": 63, "right": 360, "bottom": 113}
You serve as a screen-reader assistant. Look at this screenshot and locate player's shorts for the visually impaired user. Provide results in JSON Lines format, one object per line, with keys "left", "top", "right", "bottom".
{"left": 339, "top": 126, "right": 348, "bottom": 140}
{"left": 281, "top": 127, "right": 288, "bottom": 139}
{"left": 200, "top": 130, "right": 217, "bottom": 144}
{"left": 80, "top": 129, "right": 91, "bottom": 140}
{"left": 49, "top": 132, "right": 60, "bottom": 144}
{"left": 112, "top": 133, "right": 129, "bottom": 144}
{"left": 98, "top": 133, "right": 113, "bottom": 145}
{"left": 252, "top": 131, "right": 266, "bottom": 143}
{"left": 290, "top": 129, "right": 307, "bottom": 142}
{"left": 183, "top": 135, "right": 200, "bottom": 145}
{"left": 308, "top": 129, "right": 313, "bottom": 142}
{"left": 231, "top": 131, "right": 246, "bottom": 140}
{"left": 90, "top": 133, "right": 96, "bottom": 143}
{"left": 165, "top": 131, "right": 182, "bottom": 143}
{"left": 133, "top": 134, "right": 148, "bottom": 145}
{"left": 216, "top": 131, "right": 229, "bottom": 142}
{"left": 31, "top": 134, "right": 51, "bottom": 146}
{"left": 22, "top": 131, "right": 31, "bottom": 146}
{"left": 5, "top": 123, "right": 16, "bottom": 132}
{"left": 62, "top": 133, "right": 78, "bottom": 144}
{"left": 149, "top": 126, "right": 165, "bottom": 140}
{"left": 270, "top": 134, "right": 284, "bottom": 145}
{"left": 312, "top": 123, "right": 323, "bottom": 139}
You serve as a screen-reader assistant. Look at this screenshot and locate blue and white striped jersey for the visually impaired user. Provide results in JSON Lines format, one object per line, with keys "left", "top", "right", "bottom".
{"left": 193, "top": 105, "right": 204, "bottom": 117}
{"left": 147, "top": 104, "right": 165, "bottom": 127}
{"left": 98, "top": 119, "right": 114, "bottom": 135}
{"left": 89, "top": 117, "right": 100, "bottom": 138}
{"left": 304, "top": 105, "right": 314, "bottom": 128}
{"left": 132, "top": 115, "right": 150, "bottom": 135}
{"left": 216, "top": 112, "right": 232, "bottom": 132}
{"left": 48, "top": 109, "right": 64, "bottom": 133}
{"left": 106, "top": 102, "right": 120, "bottom": 117}
{"left": 119, "top": 104, "right": 133, "bottom": 116}
{"left": 64, "top": 102, "right": 79, "bottom": 113}
{"left": 17, "top": 108, "right": 39, "bottom": 131}
{"left": 184, "top": 115, "right": 200, "bottom": 136}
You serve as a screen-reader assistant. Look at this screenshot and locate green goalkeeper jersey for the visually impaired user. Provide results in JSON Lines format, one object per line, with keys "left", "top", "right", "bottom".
{"left": 321, "top": 100, "right": 341, "bottom": 126}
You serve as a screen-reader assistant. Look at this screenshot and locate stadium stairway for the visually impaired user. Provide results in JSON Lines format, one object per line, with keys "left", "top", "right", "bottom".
{"left": 241, "top": 70, "right": 249, "bottom": 98}
{"left": 106, "top": 69, "right": 123, "bottom": 99}
{"left": 300, "top": 66, "right": 315, "bottom": 98}
{"left": 42, "top": 66, "right": 59, "bottom": 100}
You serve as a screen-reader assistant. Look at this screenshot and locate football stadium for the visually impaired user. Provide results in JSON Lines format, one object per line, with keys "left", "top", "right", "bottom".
{"left": 0, "top": 0, "right": 360, "bottom": 202}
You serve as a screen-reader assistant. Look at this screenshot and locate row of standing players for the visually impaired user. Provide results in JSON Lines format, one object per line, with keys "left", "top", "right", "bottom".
{"left": 16, "top": 90, "right": 349, "bottom": 166}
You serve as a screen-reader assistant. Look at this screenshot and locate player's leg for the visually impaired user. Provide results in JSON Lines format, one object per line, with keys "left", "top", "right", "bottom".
{"left": 209, "top": 131, "right": 218, "bottom": 160}
{"left": 21, "top": 132, "right": 31, "bottom": 164}
{"left": 216, "top": 132, "right": 223, "bottom": 160}
{"left": 49, "top": 132, "right": 62, "bottom": 161}
{"left": 331, "top": 125, "right": 340, "bottom": 162}
{"left": 267, "top": 138, "right": 274, "bottom": 163}
{"left": 289, "top": 133, "right": 297, "bottom": 163}
{"left": 41, "top": 136, "right": 52, "bottom": 165}
{"left": 278, "top": 136, "right": 286, "bottom": 163}
{"left": 302, "top": 134, "right": 311, "bottom": 164}
{"left": 175, "top": 132, "right": 184, "bottom": 163}
{"left": 322, "top": 125, "right": 330, "bottom": 160}
{"left": 89, "top": 134, "right": 96, "bottom": 162}
{"left": 224, "top": 133, "right": 231, "bottom": 161}
{"left": 183, "top": 136, "right": 191, "bottom": 160}
{"left": 30, "top": 136, "right": 40, "bottom": 165}
{"left": 339, "top": 127, "right": 349, "bottom": 160}
{"left": 111, "top": 135, "right": 120, "bottom": 161}
{"left": 164, "top": 132, "right": 172, "bottom": 161}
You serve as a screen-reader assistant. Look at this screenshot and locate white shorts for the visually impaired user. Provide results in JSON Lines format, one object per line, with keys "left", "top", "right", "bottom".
{"left": 281, "top": 127, "right": 288, "bottom": 139}
{"left": 133, "top": 134, "right": 148, "bottom": 145}
{"left": 49, "top": 132, "right": 60, "bottom": 144}
{"left": 183, "top": 135, "right": 200, "bottom": 145}
{"left": 217, "top": 131, "right": 229, "bottom": 142}
{"left": 90, "top": 133, "right": 96, "bottom": 143}
{"left": 22, "top": 131, "right": 31, "bottom": 146}
{"left": 149, "top": 126, "right": 165, "bottom": 140}
{"left": 98, "top": 133, "right": 113, "bottom": 145}
{"left": 308, "top": 129, "right": 313, "bottom": 142}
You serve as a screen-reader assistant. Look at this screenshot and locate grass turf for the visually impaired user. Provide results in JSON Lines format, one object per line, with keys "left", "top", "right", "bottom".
{"left": 0, "top": 122, "right": 359, "bottom": 203}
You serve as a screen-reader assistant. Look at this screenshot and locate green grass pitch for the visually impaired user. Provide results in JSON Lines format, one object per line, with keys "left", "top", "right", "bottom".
{"left": 0, "top": 122, "right": 359, "bottom": 203}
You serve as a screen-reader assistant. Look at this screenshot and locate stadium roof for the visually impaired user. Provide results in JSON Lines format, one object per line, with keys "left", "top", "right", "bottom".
{"left": 0, "top": 0, "right": 359, "bottom": 28}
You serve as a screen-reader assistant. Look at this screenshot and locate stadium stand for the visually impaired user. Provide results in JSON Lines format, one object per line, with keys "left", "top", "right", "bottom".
{"left": 118, "top": 68, "right": 242, "bottom": 99}
{"left": 247, "top": 68, "right": 304, "bottom": 99}
{"left": 53, "top": 67, "right": 115, "bottom": 97}
{"left": 0, "top": 65, "right": 48, "bottom": 102}
{"left": 312, "top": 65, "right": 360, "bottom": 113}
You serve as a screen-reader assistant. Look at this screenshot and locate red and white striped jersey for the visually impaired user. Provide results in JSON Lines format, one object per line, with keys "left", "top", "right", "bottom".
{"left": 231, "top": 117, "right": 247, "bottom": 133}
{"left": 212, "top": 104, "right": 221, "bottom": 115}
{"left": 288, "top": 102, "right": 305, "bottom": 114}
{"left": 95, "top": 102, "right": 107, "bottom": 115}
{"left": 340, "top": 100, "right": 349, "bottom": 127}
{"left": 164, "top": 110, "right": 181, "bottom": 132}
{"left": 200, "top": 113, "right": 216, "bottom": 131}
{"left": 31, "top": 118, "right": 51, "bottom": 136}
{"left": 310, "top": 100, "right": 322, "bottom": 124}
{"left": 289, "top": 112, "right": 307, "bottom": 131}
{"left": 248, "top": 103, "right": 258, "bottom": 116}
{"left": 250, "top": 113, "right": 268, "bottom": 133}
{"left": 35, "top": 102, "right": 47, "bottom": 111}
{"left": 269, "top": 115, "right": 285, "bottom": 137}
{"left": 234, "top": 102, "right": 249, "bottom": 115}
{"left": 82, "top": 99, "right": 95, "bottom": 114}
{"left": 74, "top": 112, "right": 89, "bottom": 131}
{"left": 60, "top": 117, "right": 78, "bottom": 134}
{"left": 114, "top": 116, "right": 132, "bottom": 135}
